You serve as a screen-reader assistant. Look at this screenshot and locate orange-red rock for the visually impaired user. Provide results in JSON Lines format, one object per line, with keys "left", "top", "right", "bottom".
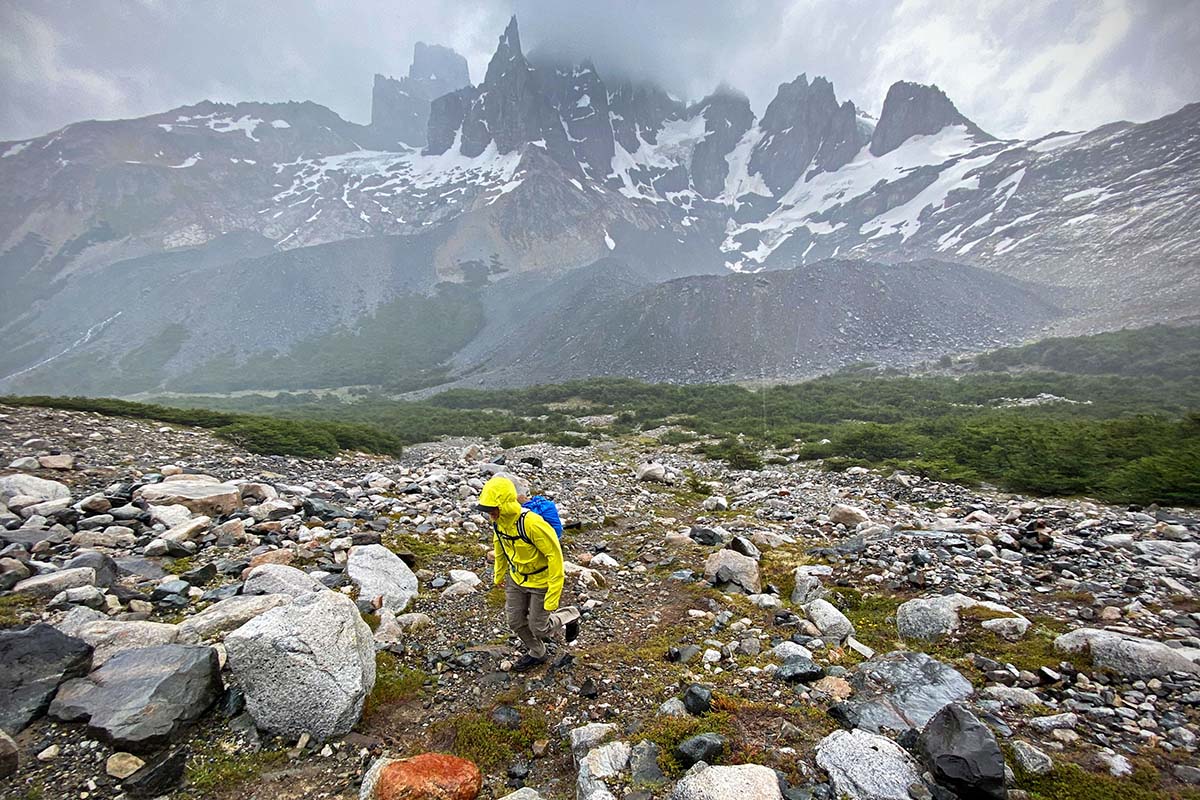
{"left": 361, "top": 754, "right": 481, "bottom": 800}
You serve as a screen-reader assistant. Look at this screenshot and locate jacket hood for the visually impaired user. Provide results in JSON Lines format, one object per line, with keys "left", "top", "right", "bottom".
{"left": 478, "top": 475, "right": 522, "bottom": 520}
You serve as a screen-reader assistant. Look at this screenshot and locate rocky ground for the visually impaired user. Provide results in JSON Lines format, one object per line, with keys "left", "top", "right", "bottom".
{"left": 1, "top": 402, "right": 1198, "bottom": 800}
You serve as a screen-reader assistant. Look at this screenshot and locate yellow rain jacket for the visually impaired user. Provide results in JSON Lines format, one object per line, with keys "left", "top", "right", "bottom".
{"left": 479, "top": 475, "right": 564, "bottom": 611}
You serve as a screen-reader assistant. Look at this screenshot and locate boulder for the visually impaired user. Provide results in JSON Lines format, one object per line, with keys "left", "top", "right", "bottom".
{"left": 48, "top": 644, "right": 219, "bottom": 751}
{"left": 347, "top": 544, "right": 419, "bottom": 611}
{"left": 815, "top": 729, "right": 921, "bottom": 800}
{"left": 0, "top": 729, "right": 17, "bottom": 778}
{"left": 630, "top": 740, "right": 666, "bottom": 786}
{"left": 13, "top": 567, "right": 96, "bottom": 599}
{"left": 0, "top": 623, "right": 93, "bottom": 734}
{"left": 777, "top": 656, "right": 825, "bottom": 683}
{"left": 133, "top": 481, "right": 242, "bottom": 516}
{"left": 359, "top": 753, "right": 482, "bottom": 800}
{"left": 226, "top": 590, "right": 376, "bottom": 739}
{"left": 1010, "top": 740, "right": 1053, "bottom": 776}
{"left": 37, "top": 454, "right": 75, "bottom": 470}
{"left": 121, "top": 748, "right": 186, "bottom": 797}
{"left": 671, "top": 763, "right": 782, "bottom": 800}
{"left": 178, "top": 593, "right": 291, "bottom": 642}
{"left": 243, "top": 563, "right": 325, "bottom": 597}
{"left": 829, "top": 504, "right": 870, "bottom": 527}
{"left": 918, "top": 703, "right": 1006, "bottom": 799}
{"left": 636, "top": 462, "right": 668, "bottom": 482}
{"left": 1054, "top": 628, "right": 1200, "bottom": 677}
{"left": 835, "top": 651, "right": 974, "bottom": 733}
{"left": 0, "top": 474, "right": 70, "bottom": 504}
{"left": 803, "top": 599, "right": 855, "bottom": 643}
{"left": 578, "top": 740, "right": 632, "bottom": 799}
{"left": 70, "top": 620, "right": 181, "bottom": 667}
{"left": 570, "top": 722, "right": 618, "bottom": 759}
{"left": 703, "top": 549, "right": 761, "bottom": 594}
{"left": 676, "top": 733, "right": 725, "bottom": 769}
{"left": 896, "top": 594, "right": 1028, "bottom": 641}
{"left": 63, "top": 550, "right": 119, "bottom": 588}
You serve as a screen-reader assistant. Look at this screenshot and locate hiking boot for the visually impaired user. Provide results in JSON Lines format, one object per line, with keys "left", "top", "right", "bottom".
{"left": 565, "top": 618, "right": 580, "bottom": 643}
{"left": 512, "top": 654, "right": 545, "bottom": 673}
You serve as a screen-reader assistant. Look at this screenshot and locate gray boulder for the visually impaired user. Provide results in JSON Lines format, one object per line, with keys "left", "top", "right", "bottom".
{"left": 918, "top": 703, "right": 1006, "bottom": 800}
{"left": 225, "top": 590, "right": 376, "bottom": 740}
{"left": 1010, "top": 741, "right": 1054, "bottom": 776}
{"left": 242, "top": 564, "right": 325, "bottom": 598}
{"left": 703, "top": 549, "right": 761, "bottom": 594}
{"left": 67, "top": 620, "right": 181, "bottom": 667}
{"left": 816, "top": 728, "right": 921, "bottom": 800}
{"left": 133, "top": 481, "right": 242, "bottom": 516}
{"left": 177, "top": 593, "right": 290, "bottom": 642}
{"left": 897, "top": 594, "right": 1028, "bottom": 641}
{"left": 1055, "top": 628, "right": 1200, "bottom": 677}
{"left": 836, "top": 651, "right": 974, "bottom": 733}
{"left": 13, "top": 567, "right": 95, "bottom": 598}
{"left": 0, "top": 474, "right": 70, "bottom": 504}
{"left": 48, "top": 644, "right": 219, "bottom": 751}
{"left": 347, "top": 544, "right": 419, "bottom": 611}
{"left": 804, "top": 598, "right": 855, "bottom": 643}
{"left": 0, "top": 623, "right": 93, "bottom": 734}
{"left": 671, "top": 762, "right": 782, "bottom": 800}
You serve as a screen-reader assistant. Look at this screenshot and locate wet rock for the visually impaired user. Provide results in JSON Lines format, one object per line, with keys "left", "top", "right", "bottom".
{"left": 815, "top": 729, "right": 921, "bottom": 800}
{"left": 671, "top": 762, "right": 782, "bottom": 800}
{"left": 123, "top": 748, "right": 186, "bottom": 798}
{"left": 836, "top": 651, "right": 974, "bottom": 733}
{"left": 778, "top": 656, "right": 825, "bottom": 683}
{"left": 0, "top": 623, "right": 93, "bottom": 733}
{"left": 917, "top": 703, "right": 1005, "bottom": 800}
{"left": 359, "top": 753, "right": 483, "bottom": 800}
{"left": 48, "top": 644, "right": 220, "bottom": 751}
{"left": 303, "top": 496, "right": 352, "bottom": 521}
{"left": 226, "top": 590, "right": 376, "bottom": 740}
{"left": 348, "top": 543, "right": 420, "bottom": 611}
{"left": 676, "top": 733, "right": 725, "bottom": 769}
{"left": 683, "top": 684, "right": 713, "bottom": 715}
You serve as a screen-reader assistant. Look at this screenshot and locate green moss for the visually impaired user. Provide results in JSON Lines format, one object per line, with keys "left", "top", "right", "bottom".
{"left": 0, "top": 593, "right": 40, "bottom": 629}
{"left": 639, "top": 711, "right": 735, "bottom": 776}
{"left": 432, "top": 708, "right": 548, "bottom": 771}
{"left": 827, "top": 587, "right": 903, "bottom": 653}
{"left": 921, "top": 614, "right": 1083, "bottom": 677}
{"left": 163, "top": 556, "right": 195, "bottom": 575}
{"left": 361, "top": 611, "right": 381, "bottom": 631}
{"left": 363, "top": 652, "right": 433, "bottom": 717}
{"left": 1014, "top": 761, "right": 1200, "bottom": 800}
{"left": 383, "top": 531, "right": 482, "bottom": 569}
{"left": 184, "top": 744, "right": 288, "bottom": 795}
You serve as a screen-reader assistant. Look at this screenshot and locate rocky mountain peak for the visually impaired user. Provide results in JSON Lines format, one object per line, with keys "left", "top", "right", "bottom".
{"left": 369, "top": 42, "right": 470, "bottom": 147}
{"left": 869, "top": 80, "right": 991, "bottom": 156}
{"left": 485, "top": 16, "right": 526, "bottom": 85}
{"left": 689, "top": 88, "right": 755, "bottom": 198}
{"left": 750, "top": 73, "right": 865, "bottom": 194}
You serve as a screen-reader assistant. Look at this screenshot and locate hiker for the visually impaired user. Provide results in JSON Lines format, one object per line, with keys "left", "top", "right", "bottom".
{"left": 477, "top": 473, "right": 579, "bottom": 671}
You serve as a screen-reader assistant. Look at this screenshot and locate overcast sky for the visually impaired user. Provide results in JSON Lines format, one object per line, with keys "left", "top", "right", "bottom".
{"left": 2, "top": 0, "right": 1198, "bottom": 143}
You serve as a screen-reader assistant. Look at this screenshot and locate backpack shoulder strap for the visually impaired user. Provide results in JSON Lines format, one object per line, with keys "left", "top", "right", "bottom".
{"left": 515, "top": 510, "right": 533, "bottom": 545}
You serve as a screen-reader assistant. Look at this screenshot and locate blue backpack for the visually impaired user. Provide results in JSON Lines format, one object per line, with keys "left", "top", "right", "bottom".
{"left": 521, "top": 495, "right": 563, "bottom": 539}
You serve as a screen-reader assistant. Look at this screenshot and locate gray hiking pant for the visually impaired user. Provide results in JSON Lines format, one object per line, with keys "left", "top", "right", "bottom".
{"left": 504, "top": 576, "right": 579, "bottom": 659}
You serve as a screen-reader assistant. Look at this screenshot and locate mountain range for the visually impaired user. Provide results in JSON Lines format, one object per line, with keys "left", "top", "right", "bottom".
{"left": 0, "top": 16, "right": 1195, "bottom": 396}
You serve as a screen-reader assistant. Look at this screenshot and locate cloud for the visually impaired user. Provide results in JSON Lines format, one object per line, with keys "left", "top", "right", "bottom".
{"left": 0, "top": 0, "right": 1196, "bottom": 142}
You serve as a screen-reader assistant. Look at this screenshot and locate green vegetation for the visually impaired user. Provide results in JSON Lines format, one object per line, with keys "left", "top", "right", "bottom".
{"left": 0, "top": 593, "right": 40, "bottom": 629}
{"left": 826, "top": 588, "right": 904, "bottom": 654}
{"left": 0, "top": 395, "right": 402, "bottom": 458}
{"left": 1013, "top": 760, "right": 1200, "bottom": 800}
{"left": 639, "top": 710, "right": 735, "bottom": 775}
{"left": 975, "top": 324, "right": 1200, "bottom": 379}
{"left": 431, "top": 707, "right": 548, "bottom": 771}
{"left": 362, "top": 653, "right": 433, "bottom": 717}
{"left": 184, "top": 743, "right": 288, "bottom": 795}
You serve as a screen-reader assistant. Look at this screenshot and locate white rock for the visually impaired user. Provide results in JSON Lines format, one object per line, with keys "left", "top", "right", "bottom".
{"left": 804, "top": 599, "right": 854, "bottom": 643}
{"left": 1055, "top": 628, "right": 1200, "bottom": 677}
{"left": 671, "top": 762, "right": 782, "bottom": 800}
{"left": 636, "top": 463, "right": 668, "bottom": 483}
{"left": 178, "top": 594, "right": 291, "bottom": 642}
{"left": 0, "top": 474, "right": 70, "bottom": 504}
{"left": 815, "top": 729, "right": 921, "bottom": 800}
{"left": 346, "top": 544, "right": 419, "bottom": 611}
{"left": 14, "top": 567, "right": 96, "bottom": 599}
{"left": 829, "top": 504, "right": 870, "bottom": 527}
{"left": 226, "top": 591, "right": 375, "bottom": 740}
{"left": 243, "top": 564, "right": 325, "bottom": 598}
